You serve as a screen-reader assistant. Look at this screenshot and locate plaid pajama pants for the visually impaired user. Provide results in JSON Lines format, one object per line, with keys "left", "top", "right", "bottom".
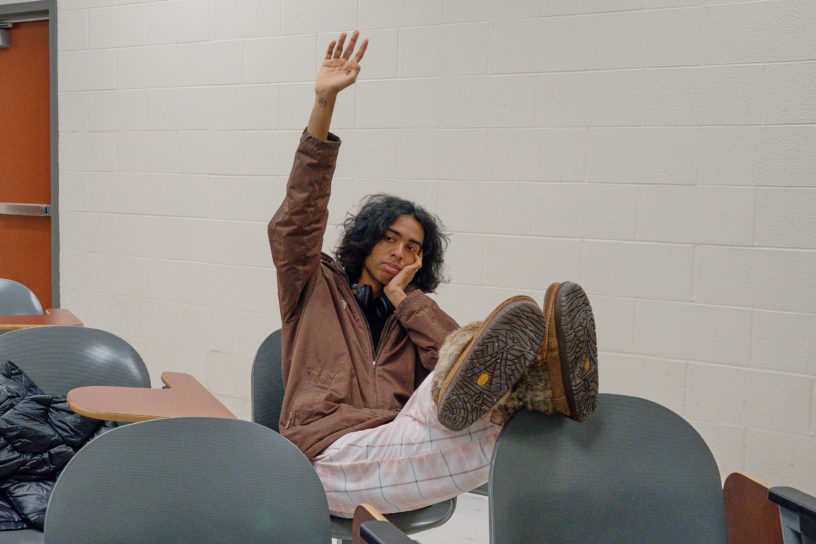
{"left": 312, "top": 369, "right": 501, "bottom": 518}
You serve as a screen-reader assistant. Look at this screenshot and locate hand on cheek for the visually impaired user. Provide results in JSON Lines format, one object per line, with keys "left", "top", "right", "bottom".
{"left": 383, "top": 252, "right": 422, "bottom": 308}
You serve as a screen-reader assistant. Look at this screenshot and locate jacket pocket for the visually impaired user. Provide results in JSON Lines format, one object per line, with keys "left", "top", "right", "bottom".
{"left": 291, "top": 367, "right": 340, "bottom": 426}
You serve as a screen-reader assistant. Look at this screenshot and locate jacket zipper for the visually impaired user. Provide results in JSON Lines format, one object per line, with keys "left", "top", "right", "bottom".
{"left": 374, "top": 314, "right": 397, "bottom": 362}
{"left": 371, "top": 313, "right": 398, "bottom": 408}
{"left": 327, "top": 261, "right": 398, "bottom": 410}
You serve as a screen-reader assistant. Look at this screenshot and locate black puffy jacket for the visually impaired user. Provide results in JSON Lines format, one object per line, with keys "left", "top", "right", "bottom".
{"left": 0, "top": 361, "right": 113, "bottom": 530}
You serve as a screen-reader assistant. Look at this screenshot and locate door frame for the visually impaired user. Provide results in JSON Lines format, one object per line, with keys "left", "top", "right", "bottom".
{"left": 0, "top": 0, "right": 59, "bottom": 306}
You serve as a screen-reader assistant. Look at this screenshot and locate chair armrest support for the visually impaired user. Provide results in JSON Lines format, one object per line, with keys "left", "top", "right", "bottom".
{"left": 352, "top": 504, "right": 417, "bottom": 544}
{"left": 360, "top": 521, "right": 417, "bottom": 544}
{"left": 352, "top": 504, "right": 387, "bottom": 544}
{"left": 769, "top": 487, "right": 816, "bottom": 544}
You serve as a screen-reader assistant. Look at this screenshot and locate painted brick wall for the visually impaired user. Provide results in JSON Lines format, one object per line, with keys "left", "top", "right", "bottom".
{"left": 3, "top": 0, "right": 814, "bottom": 493}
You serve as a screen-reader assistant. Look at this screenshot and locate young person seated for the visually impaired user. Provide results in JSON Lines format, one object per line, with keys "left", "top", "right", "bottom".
{"left": 268, "top": 30, "right": 599, "bottom": 517}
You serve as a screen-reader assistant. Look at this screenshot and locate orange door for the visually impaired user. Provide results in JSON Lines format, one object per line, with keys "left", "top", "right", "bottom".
{"left": 0, "top": 20, "right": 52, "bottom": 307}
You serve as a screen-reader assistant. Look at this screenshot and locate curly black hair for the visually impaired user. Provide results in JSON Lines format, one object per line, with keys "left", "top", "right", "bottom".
{"left": 335, "top": 193, "right": 449, "bottom": 293}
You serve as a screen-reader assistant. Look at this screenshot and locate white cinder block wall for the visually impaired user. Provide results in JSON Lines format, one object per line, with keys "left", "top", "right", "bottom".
{"left": 3, "top": 0, "right": 815, "bottom": 493}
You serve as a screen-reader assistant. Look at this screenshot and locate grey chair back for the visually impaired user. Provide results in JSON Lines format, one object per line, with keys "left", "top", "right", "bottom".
{"left": 251, "top": 329, "right": 457, "bottom": 542}
{"left": 0, "top": 326, "right": 150, "bottom": 544}
{"left": 44, "top": 417, "right": 331, "bottom": 544}
{"left": 0, "top": 530, "right": 44, "bottom": 544}
{"left": 0, "top": 279, "right": 43, "bottom": 316}
{"left": 251, "top": 328, "right": 283, "bottom": 432}
{"left": 0, "top": 326, "right": 150, "bottom": 396}
{"left": 489, "top": 394, "right": 728, "bottom": 544}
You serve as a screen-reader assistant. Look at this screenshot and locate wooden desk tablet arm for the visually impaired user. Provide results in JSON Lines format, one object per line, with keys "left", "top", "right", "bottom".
{"left": 67, "top": 372, "right": 236, "bottom": 422}
{"left": 769, "top": 486, "right": 816, "bottom": 544}
{"left": 724, "top": 472, "right": 784, "bottom": 544}
{"left": 0, "top": 308, "right": 83, "bottom": 330}
{"left": 352, "top": 505, "right": 417, "bottom": 544}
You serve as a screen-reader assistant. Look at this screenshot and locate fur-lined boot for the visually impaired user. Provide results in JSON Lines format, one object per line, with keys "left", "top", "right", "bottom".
{"left": 433, "top": 283, "right": 598, "bottom": 431}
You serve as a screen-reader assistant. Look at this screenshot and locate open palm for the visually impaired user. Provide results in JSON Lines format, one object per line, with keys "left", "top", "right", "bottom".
{"left": 315, "top": 31, "right": 368, "bottom": 96}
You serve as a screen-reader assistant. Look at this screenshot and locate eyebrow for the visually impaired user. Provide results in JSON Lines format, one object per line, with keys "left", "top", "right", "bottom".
{"left": 386, "top": 227, "right": 422, "bottom": 248}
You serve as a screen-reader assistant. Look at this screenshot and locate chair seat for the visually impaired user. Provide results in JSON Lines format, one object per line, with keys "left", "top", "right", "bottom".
{"left": 0, "top": 529, "right": 43, "bottom": 544}
{"left": 330, "top": 498, "right": 457, "bottom": 541}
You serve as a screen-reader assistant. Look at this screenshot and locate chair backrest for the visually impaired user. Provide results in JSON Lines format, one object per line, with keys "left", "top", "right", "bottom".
{"left": 0, "top": 278, "right": 44, "bottom": 316}
{"left": 44, "top": 417, "right": 331, "bottom": 544}
{"left": 0, "top": 326, "right": 150, "bottom": 396}
{"left": 489, "top": 394, "right": 728, "bottom": 544}
{"left": 251, "top": 329, "right": 283, "bottom": 431}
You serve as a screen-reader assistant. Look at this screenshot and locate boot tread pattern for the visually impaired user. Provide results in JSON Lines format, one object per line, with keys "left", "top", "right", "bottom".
{"left": 438, "top": 300, "right": 545, "bottom": 431}
{"left": 556, "top": 282, "right": 598, "bottom": 422}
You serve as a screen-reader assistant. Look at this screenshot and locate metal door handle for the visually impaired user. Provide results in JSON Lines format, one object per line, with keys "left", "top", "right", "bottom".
{"left": 0, "top": 203, "right": 51, "bottom": 216}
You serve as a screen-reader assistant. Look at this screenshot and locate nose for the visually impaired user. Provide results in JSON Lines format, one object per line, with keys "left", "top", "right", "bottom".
{"left": 390, "top": 243, "right": 409, "bottom": 263}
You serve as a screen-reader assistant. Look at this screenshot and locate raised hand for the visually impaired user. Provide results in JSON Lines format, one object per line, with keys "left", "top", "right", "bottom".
{"left": 315, "top": 30, "right": 369, "bottom": 97}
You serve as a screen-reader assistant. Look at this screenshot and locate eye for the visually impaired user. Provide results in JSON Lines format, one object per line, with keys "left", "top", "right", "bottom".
{"left": 408, "top": 246, "right": 418, "bottom": 253}
{"left": 384, "top": 235, "right": 395, "bottom": 242}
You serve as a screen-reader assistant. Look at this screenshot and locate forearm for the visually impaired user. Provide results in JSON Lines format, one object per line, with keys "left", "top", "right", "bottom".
{"left": 394, "top": 291, "right": 460, "bottom": 370}
{"left": 269, "top": 130, "right": 339, "bottom": 258}
{"left": 307, "top": 93, "right": 337, "bottom": 141}
{"left": 269, "top": 130, "right": 340, "bottom": 320}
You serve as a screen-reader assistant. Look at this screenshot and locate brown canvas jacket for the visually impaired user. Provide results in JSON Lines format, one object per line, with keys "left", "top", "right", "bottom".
{"left": 268, "top": 129, "right": 459, "bottom": 461}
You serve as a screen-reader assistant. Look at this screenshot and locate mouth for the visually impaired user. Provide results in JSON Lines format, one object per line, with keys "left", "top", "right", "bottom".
{"left": 382, "top": 262, "right": 401, "bottom": 275}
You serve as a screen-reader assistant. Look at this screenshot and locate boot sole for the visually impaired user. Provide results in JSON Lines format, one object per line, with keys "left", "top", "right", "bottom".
{"left": 542, "top": 281, "right": 598, "bottom": 422}
{"left": 437, "top": 296, "right": 546, "bottom": 431}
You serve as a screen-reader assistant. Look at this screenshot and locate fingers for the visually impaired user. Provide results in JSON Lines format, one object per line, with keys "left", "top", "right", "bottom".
{"left": 342, "top": 30, "right": 359, "bottom": 60}
{"left": 352, "top": 38, "right": 369, "bottom": 63}
{"left": 406, "top": 252, "right": 422, "bottom": 273}
{"left": 326, "top": 31, "right": 367, "bottom": 63}
{"left": 324, "top": 40, "right": 336, "bottom": 60}
{"left": 333, "top": 32, "right": 347, "bottom": 59}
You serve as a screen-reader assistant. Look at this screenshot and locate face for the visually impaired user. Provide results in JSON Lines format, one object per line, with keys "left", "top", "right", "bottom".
{"left": 358, "top": 214, "right": 424, "bottom": 293}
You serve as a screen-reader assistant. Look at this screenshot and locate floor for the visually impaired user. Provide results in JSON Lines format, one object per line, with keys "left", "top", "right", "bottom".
{"left": 413, "top": 493, "right": 489, "bottom": 544}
